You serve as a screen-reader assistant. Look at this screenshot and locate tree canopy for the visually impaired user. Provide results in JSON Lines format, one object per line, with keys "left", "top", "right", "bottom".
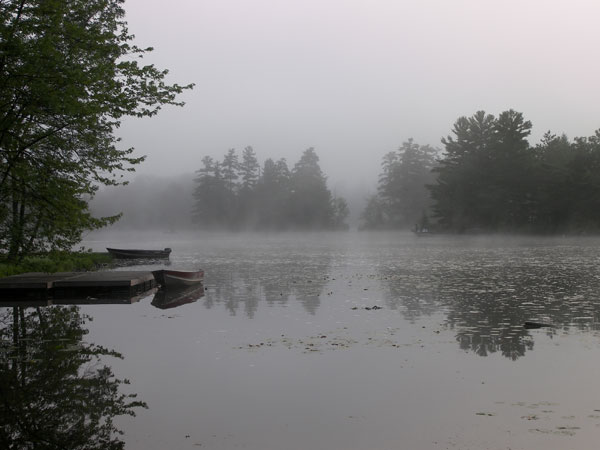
{"left": 430, "top": 110, "right": 600, "bottom": 233}
{"left": 361, "top": 139, "right": 438, "bottom": 229}
{"left": 361, "top": 110, "right": 600, "bottom": 235}
{"left": 0, "top": 0, "right": 192, "bottom": 259}
{"left": 193, "top": 147, "right": 348, "bottom": 230}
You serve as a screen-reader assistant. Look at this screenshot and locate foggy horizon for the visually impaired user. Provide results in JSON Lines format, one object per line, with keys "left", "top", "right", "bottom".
{"left": 118, "top": 0, "right": 600, "bottom": 188}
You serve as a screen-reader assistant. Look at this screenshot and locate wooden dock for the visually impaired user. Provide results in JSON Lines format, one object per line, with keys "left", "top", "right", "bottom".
{"left": 0, "top": 271, "right": 157, "bottom": 301}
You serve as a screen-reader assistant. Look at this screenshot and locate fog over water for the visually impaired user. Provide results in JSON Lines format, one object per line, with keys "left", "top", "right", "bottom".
{"left": 74, "top": 232, "right": 600, "bottom": 448}
{"left": 117, "top": 0, "right": 600, "bottom": 188}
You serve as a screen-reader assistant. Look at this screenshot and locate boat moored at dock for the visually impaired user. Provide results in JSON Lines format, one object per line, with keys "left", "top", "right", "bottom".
{"left": 107, "top": 247, "right": 172, "bottom": 259}
{"left": 152, "top": 269, "right": 204, "bottom": 288}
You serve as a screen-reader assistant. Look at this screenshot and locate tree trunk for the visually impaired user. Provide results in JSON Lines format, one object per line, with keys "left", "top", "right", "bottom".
{"left": 8, "top": 181, "right": 24, "bottom": 261}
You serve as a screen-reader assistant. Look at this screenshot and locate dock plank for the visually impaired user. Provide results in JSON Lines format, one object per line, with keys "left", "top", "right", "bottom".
{"left": 53, "top": 271, "right": 155, "bottom": 288}
{"left": 0, "top": 271, "right": 157, "bottom": 301}
{"left": 0, "top": 272, "right": 78, "bottom": 289}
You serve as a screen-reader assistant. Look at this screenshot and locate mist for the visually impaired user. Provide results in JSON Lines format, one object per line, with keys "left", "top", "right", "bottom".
{"left": 90, "top": 149, "right": 371, "bottom": 231}
{"left": 117, "top": 0, "right": 600, "bottom": 191}
{"left": 89, "top": 0, "right": 600, "bottom": 234}
{"left": 91, "top": 174, "right": 196, "bottom": 231}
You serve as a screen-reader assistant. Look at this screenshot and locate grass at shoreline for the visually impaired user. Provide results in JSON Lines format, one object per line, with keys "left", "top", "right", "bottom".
{"left": 0, "top": 252, "right": 114, "bottom": 278}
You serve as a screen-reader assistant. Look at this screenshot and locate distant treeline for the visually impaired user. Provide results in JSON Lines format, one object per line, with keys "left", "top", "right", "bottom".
{"left": 192, "top": 147, "right": 349, "bottom": 230}
{"left": 92, "top": 109, "right": 600, "bottom": 235}
{"left": 362, "top": 109, "right": 600, "bottom": 234}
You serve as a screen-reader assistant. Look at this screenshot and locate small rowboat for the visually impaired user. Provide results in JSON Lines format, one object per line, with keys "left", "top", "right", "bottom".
{"left": 107, "top": 247, "right": 171, "bottom": 259}
{"left": 152, "top": 269, "right": 204, "bottom": 288}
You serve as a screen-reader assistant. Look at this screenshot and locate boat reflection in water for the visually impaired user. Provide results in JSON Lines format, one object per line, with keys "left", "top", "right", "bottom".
{"left": 0, "top": 305, "right": 146, "bottom": 449}
{"left": 151, "top": 285, "right": 205, "bottom": 310}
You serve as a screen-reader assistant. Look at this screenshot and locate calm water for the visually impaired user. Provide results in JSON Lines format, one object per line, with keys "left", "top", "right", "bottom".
{"left": 4, "top": 231, "right": 600, "bottom": 449}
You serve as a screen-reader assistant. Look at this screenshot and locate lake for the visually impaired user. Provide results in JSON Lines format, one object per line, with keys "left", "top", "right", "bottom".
{"left": 3, "top": 231, "right": 600, "bottom": 449}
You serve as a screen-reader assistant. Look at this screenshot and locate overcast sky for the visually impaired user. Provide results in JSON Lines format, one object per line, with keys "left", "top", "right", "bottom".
{"left": 120, "top": 0, "right": 600, "bottom": 189}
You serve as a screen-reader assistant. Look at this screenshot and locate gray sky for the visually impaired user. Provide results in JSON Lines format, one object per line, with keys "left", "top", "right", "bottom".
{"left": 120, "top": 0, "right": 600, "bottom": 189}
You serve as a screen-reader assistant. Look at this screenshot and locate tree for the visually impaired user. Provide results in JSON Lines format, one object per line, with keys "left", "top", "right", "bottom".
{"left": 377, "top": 151, "right": 400, "bottom": 223}
{"left": 0, "top": 0, "right": 193, "bottom": 259}
{"left": 530, "top": 132, "right": 573, "bottom": 231}
{"left": 331, "top": 196, "right": 349, "bottom": 230}
{"left": 255, "top": 158, "right": 290, "bottom": 229}
{"left": 429, "top": 111, "right": 498, "bottom": 231}
{"left": 239, "top": 146, "right": 260, "bottom": 192}
{"left": 360, "top": 194, "right": 385, "bottom": 230}
{"left": 222, "top": 148, "right": 239, "bottom": 193}
{"left": 363, "top": 139, "right": 438, "bottom": 229}
{"left": 394, "top": 139, "right": 437, "bottom": 226}
{"left": 192, "top": 156, "right": 229, "bottom": 228}
{"left": 288, "top": 148, "right": 333, "bottom": 228}
{"left": 236, "top": 146, "right": 260, "bottom": 226}
{"left": 531, "top": 130, "right": 600, "bottom": 232}
{"left": 221, "top": 148, "right": 239, "bottom": 222}
{"left": 429, "top": 110, "right": 534, "bottom": 232}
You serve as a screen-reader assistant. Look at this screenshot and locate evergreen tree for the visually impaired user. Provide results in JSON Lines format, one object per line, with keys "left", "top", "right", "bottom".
{"left": 331, "top": 196, "right": 350, "bottom": 230}
{"left": 288, "top": 148, "right": 333, "bottom": 228}
{"left": 531, "top": 133, "right": 573, "bottom": 231}
{"left": 395, "top": 139, "right": 438, "bottom": 226}
{"left": 377, "top": 151, "right": 401, "bottom": 224}
{"left": 360, "top": 195, "right": 386, "bottom": 230}
{"left": 237, "top": 146, "right": 260, "bottom": 226}
{"left": 430, "top": 111, "right": 498, "bottom": 231}
{"left": 192, "top": 147, "right": 348, "bottom": 230}
{"left": 531, "top": 130, "right": 600, "bottom": 232}
{"left": 239, "top": 146, "right": 260, "bottom": 192}
{"left": 192, "top": 157, "right": 228, "bottom": 228}
{"left": 222, "top": 148, "right": 239, "bottom": 193}
{"left": 256, "top": 158, "right": 290, "bottom": 229}
{"left": 221, "top": 148, "right": 239, "bottom": 223}
{"left": 430, "top": 110, "right": 534, "bottom": 232}
{"left": 363, "top": 139, "right": 438, "bottom": 229}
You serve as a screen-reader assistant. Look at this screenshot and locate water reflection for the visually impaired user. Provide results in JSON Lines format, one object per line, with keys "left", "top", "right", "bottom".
{"left": 0, "top": 305, "right": 146, "bottom": 449}
{"left": 378, "top": 244, "right": 600, "bottom": 359}
{"left": 151, "top": 286, "right": 204, "bottom": 309}
{"left": 197, "top": 237, "right": 600, "bottom": 359}
{"left": 204, "top": 253, "right": 332, "bottom": 317}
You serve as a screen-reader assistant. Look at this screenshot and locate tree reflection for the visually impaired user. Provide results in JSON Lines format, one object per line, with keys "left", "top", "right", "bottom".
{"left": 377, "top": 246, "right": 600, "bottom": 360}
{"left": 0, "top": 306, "right": 146, "bottom": 450}
{"left": 204, "top": 254, "right": 332, "bottom": 317}
{"left": 377, "top": 266, "right": 442, "bottom": 323}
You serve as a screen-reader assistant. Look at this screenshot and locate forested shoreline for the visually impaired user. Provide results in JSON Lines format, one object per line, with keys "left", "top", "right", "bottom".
{"left": 430, "top": 110, "right": 600, "bottom": 234}
{"left": 192, "top": 147, "right": 349, "bottom": 230}
{"left": 360, "top": 110, "right": 600, "bottom": 234}
{"left": 91, "top": 109, "right": 600, "bottom": 235}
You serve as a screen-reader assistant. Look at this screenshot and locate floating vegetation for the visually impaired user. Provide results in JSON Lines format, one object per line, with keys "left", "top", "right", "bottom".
{"left": 235, "top": 326, "right": 443, "bottom": 354}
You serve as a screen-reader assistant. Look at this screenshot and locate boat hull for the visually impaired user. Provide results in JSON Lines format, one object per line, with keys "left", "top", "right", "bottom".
{"left": 107, "top": 247, "right": 171, "bottom": 259}
{"left": 152, "top": 269, "right": 204, "bottom": 288}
